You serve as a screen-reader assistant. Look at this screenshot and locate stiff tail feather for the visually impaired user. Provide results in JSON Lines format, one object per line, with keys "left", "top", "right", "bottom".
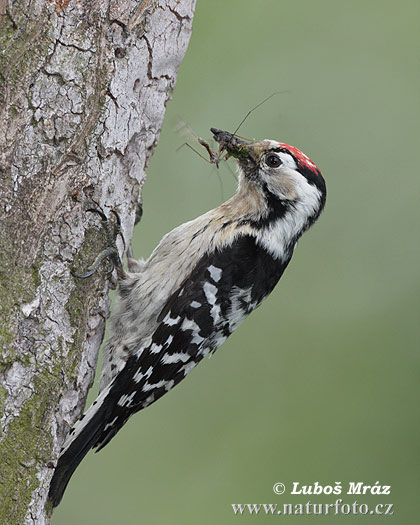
{"left": 48, "top": 357, "right": 138, "bottom": 507}
{"left": 48, "top": 386, "right": 112, "bottom": 507}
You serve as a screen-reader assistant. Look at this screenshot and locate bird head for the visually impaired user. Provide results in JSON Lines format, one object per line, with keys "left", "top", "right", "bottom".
{"left": 211, "top": 128, "right": 326, "bottom": 230}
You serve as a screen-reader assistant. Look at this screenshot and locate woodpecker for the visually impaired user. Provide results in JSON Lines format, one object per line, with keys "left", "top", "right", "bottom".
{"left": 48, "top": 129, "right": 326, "bottom": 507}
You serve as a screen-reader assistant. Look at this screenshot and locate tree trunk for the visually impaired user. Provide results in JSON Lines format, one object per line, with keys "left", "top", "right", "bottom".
{"left": 0, "top": 0, "right": 196, "bottom": 522}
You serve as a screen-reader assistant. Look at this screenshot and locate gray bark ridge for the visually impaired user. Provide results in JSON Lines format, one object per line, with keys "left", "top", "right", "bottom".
{"left": 0, "top": 0, "right": 196, "bottom": 523}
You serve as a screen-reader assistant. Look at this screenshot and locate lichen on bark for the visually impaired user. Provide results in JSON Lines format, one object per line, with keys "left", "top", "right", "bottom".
{"left": 0, "top": 0, "right": 196, "bottom": 522}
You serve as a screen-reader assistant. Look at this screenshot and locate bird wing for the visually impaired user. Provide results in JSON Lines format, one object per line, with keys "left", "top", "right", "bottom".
{"left": 94, "top": 234, "right": 287, "bottom": 449}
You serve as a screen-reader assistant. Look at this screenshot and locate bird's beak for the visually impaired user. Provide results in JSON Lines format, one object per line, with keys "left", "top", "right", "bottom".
{"left": 210, "top": 128, "right": 251, "bottom": 157}
{"left": 210, "top": 128, "right": 258, "bottom": 175}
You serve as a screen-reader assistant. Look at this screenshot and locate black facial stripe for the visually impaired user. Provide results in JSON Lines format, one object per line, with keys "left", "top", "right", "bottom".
{"left": 238, "top": 185, "right": 290, "bottom": 229}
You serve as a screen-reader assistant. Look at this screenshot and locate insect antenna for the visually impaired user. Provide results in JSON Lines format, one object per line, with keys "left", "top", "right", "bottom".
{"left": 231, "top": 90, "right": 289, "bottom": 137}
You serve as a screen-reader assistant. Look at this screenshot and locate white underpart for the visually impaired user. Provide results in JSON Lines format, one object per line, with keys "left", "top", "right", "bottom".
{"left": 99, "top": 178, "right": 264, "bottom": 391}
{"left": 203, "top": 281, "right": 221, "bottom": 324}
{"left": 208, "top": 265, "right": 222, "bottom": 282}
{"left": 97, "top": 143, "right": 323, "bottom": 416}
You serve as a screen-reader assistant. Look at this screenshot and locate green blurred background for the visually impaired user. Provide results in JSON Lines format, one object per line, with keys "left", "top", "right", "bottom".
{"left": 55, "top": 0, "right": 420, "bottom": 523}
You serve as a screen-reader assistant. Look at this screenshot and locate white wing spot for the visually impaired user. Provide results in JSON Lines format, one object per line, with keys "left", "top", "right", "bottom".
{"left": 227, "top": 287, "right": 252, "bottom": 331}
{"left": 181, "top": 361, "right": 197, "bottom": 376}
{"left": 181, "top": 317, "right": 200, "bottom": 332}
{"left": 163, "top": 312, "right": 181, "bottom": 326}
{"left": 199, "top": 347, "right": 210, "bottom": 358}
{"left": 213, "top": 333, "right": 227, "bottom": 347}
{"left": 118, "top": 391, "right": 136, "bottom": 407}
{"left": 203, "top": 281, "right": 221, "bottom": 324}
{"left": 142, "top": 379, "right": 169, "bottom": 392}
{"left": 191, "top": 333, "right": 204, "bottom": 345}
{"left": 203, "top": 281, "right": 217, "bottom": 302}
{"left": 103, "top": 416, "right": 118, "bottom": 432}
{"left": 208, "top": 265, "right": 222, "bottom": 282}
{"left": 135, "top": 347, "right": 145, "bottom": 358}
{"left": 181, "top": 317, "right": 204, "bottom": 345}
{"left": 150, "top": 343, "right": 162, "bottom": 354}
{"left": 143, "top": 393, "right": 155, "bottom": 407}
{"left": 191, "top": 301, "right": 201, "bottom": 308}
{"left": 133, "top": 365, "right": 153, "bottom": 383}
{"left": 161, "top": 352, "right": 190, "bottom": 364}
{"left": 165, "top": 379, "right": 175, "bottom": 391}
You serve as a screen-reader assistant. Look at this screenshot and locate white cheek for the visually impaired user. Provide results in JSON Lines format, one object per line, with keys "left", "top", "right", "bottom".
{"left": 264, "top": 165, "right": 319, "bottom": 204}
{"left": 291, "top": 170, "right": 322, "bottom": 205}
{"left": 262, "top": 167, "right": 298, "bottom": 200}
{"left": 256, "top": 179, "right": 322, "bottom": 260}
{"left": 260, "top": 152, "right": 299, "bottom": 198}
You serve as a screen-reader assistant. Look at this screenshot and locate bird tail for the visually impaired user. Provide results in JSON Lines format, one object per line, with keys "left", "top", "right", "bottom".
{"left": 48, "top": 386, "right": 112, "bottom": 508}
{"left": 48, "top": 355, "right": 140, "bottom": 507}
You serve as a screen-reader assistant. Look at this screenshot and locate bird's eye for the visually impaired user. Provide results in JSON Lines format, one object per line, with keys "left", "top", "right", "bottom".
{"left": 265, "top": 153, "right": 282, "bottom": 168}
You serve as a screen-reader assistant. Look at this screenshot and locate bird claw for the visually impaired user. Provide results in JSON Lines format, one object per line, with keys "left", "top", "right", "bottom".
{"left": 71, "top": 208, "right": 126, "bottom": 280}
{"left": 71, "top": 268, "right": 96, "bottom": 280}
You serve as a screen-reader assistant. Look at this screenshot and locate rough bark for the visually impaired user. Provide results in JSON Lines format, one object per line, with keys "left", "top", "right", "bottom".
{"left": 0, "top": 0, "right": 196, "bottom": 522}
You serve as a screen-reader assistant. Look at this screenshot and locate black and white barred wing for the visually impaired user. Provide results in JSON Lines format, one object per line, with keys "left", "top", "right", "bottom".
{"left": 66, "top": 234, "right": 288, "bottom": 450}
{"left": 48, "top": 235, "right": 287, "bottom": 506}
{"left": 93, "top": 235, "right": 288, "bottom": 447}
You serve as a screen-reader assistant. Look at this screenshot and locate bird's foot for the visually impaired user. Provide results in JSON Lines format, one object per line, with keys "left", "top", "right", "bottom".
{"left": 72, "top": 208, "right": 126, "bottom": 280}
